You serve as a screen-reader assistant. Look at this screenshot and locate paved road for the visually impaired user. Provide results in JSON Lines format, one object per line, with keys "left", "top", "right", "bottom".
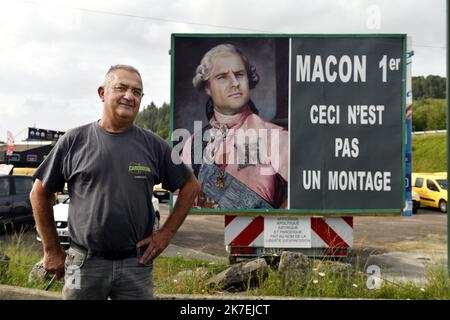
{"left": 162, "top": 203, "right": 229, "bottom": 257}
{"left": 354, "top": 208, "right": 447, "bottom": 248}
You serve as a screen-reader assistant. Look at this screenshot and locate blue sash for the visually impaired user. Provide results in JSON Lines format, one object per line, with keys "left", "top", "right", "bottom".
{"left": 198, "top": 163, "right": 273, "bottom": 209}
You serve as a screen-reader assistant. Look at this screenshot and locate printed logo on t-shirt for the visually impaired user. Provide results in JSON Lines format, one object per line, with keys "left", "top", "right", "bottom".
{"left": 128, "top": 162, "right": 151, "bottom": 179}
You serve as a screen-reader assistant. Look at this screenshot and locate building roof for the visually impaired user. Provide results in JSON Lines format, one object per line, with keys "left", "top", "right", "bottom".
{"left": 0, "top": 143, "right": 53, "bottom": 152}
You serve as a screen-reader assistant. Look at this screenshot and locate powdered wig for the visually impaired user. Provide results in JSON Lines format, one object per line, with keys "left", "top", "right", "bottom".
{"left": 192, "top": 44, "right": 260, "bottom": 92}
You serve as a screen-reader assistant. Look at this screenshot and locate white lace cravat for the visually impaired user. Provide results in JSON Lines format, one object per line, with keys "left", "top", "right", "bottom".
{"left": 213, "top": 108, "right": 240, "bottom": 124}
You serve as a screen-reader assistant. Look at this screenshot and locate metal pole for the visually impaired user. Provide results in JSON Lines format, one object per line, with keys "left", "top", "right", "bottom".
{"left": 445, "top": 0, "right": 450, "bottom": 276}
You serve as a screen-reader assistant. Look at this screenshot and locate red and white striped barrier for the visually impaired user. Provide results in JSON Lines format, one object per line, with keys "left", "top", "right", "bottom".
{"left": 225, "top": 216, "right": 353, "bottom": 252}
{"left": 225, "top": 216, "right": 265, "bottom": 247}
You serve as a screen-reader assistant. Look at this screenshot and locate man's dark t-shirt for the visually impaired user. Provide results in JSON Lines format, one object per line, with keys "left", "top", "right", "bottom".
{"left": 34, "top": 121, "right": 191, "bottom": 251}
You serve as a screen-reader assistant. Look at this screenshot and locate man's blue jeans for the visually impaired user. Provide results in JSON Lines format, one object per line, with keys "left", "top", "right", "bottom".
{"left": 62, "top": 246, "right": 153, "bottom": 300}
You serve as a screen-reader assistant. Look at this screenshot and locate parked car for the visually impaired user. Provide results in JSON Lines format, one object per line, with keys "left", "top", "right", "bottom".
{"left": 56, "top": 183, "right": 69, "bottom": 203}
{"left": 0, "top": 175, "right": 34, "bottom": 232}
{"left": 36, "top": 196, "right": 161, "bottom": 247}
{"left": 11, "top": 167, "right": 37, "bottom": 176}
{"left": 0, "top": 165, "right": 37, "bottom": 176}
{"left": 153, "top": 183, "right": 169, "bottom": 202}
{"left": 412, "top": 172, "right": 447, "bottom": 213}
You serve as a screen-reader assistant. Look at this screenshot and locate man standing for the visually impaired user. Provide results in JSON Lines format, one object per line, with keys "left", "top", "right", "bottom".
{"left": 181, "top": 44, "right": 288, "bottom": 209}
{"left": 30, "top": 65, "right": 199, "bottom": 300}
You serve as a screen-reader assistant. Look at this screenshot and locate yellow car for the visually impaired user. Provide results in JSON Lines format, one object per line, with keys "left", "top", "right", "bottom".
{"left": 12, "top": 167, "right": 37, "bottom": 176}
{"left": 412, "top": 173, "right": 447, "bottom": 213}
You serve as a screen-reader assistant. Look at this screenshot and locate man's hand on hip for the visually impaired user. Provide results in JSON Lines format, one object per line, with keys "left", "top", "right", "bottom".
{"left": 136, "top": 229, "right": 173, "bottom": 265}
{"left": 136, "top": 175, "right": 200, "bottom": 265}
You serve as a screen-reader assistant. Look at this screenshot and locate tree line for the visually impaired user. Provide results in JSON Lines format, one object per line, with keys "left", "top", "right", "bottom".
{"left": 412, "top": 75, "right": 446, "bottom": 99}
{"left": 134, "top": 102, "right": 170, "bottom": 140}
{"left": 412, "top": 75, "right": 447, "bottom": 132}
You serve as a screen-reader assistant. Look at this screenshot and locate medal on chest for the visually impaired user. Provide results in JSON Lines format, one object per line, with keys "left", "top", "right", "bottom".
{"left": 211, "top": 123, "right": 229, "bottom": 189}
{"left": 215, "top": 169, "right": 225, "bottom": 189}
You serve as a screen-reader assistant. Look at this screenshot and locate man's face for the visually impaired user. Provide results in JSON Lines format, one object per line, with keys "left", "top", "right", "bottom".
{"left": 98, "top": 69, "right": 143, "bottom": 124}
{"left": 205, "top": 53, "right": 250, "bottom": 115}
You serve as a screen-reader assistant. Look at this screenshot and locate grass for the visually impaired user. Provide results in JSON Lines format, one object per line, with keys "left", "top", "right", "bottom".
{"left": 155, "top": 254, "right": 450, "bottom": 299}
{"left": 0, "top": 228, "right": 62, "bottom": 291}
{"left": 153, "top": 255, "right": 228, "bottom": 295}
{"left": 412, "top": 133, "right": 446, "bottom": 172}
{"left": 244, "top": 259, "right": 450, "bottom": 299}
{"left": 1, "top": 231, "right": 449, "bottom": 299}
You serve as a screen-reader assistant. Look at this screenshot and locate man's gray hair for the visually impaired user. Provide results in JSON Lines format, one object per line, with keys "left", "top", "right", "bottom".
{"left": 192, "top": 44, "right": 259, "bottom": 92}
{"left": 105, "top": 64, "right": 142, "bottom": 83}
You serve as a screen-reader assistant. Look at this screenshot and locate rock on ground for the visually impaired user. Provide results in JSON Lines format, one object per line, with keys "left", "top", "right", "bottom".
{"left": 207, "top": 258, "right": 268, "bottom": 291}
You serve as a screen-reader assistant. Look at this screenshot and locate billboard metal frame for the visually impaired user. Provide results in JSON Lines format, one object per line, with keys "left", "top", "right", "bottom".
{"left": 170, "top": 33, "right": 406, "bottom": 216}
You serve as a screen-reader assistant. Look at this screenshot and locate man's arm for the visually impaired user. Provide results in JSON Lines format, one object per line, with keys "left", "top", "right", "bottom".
{"left": 30, "top": 179, "right": 66, "bottom": 278}
{"left": 137, "top": 174, "right": 200, "bottom": 264}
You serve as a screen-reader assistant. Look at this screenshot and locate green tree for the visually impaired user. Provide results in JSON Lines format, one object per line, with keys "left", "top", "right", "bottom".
{"left": 412, "top": 76, "right": 425, "bottom": 98}
{"left": 412, "top": 75, "right": 446, "bottom": 99}
{"left": 135, "top": 102, "right": 170, "bottom": 141}
{"left": 412, "top": 98, "right": 447, "bottom": 131}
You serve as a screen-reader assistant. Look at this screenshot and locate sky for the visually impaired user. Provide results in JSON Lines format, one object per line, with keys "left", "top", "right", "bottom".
{"left": 0, "top": 0, "right": 447, "bottom": 142}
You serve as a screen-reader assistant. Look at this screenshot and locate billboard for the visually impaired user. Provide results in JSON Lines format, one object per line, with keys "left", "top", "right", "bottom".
{"left": 27, "top": 128, "right": 65, "bottom": 141}
{"left": 171, "top": 34, "right": 405, "bottom": 215}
